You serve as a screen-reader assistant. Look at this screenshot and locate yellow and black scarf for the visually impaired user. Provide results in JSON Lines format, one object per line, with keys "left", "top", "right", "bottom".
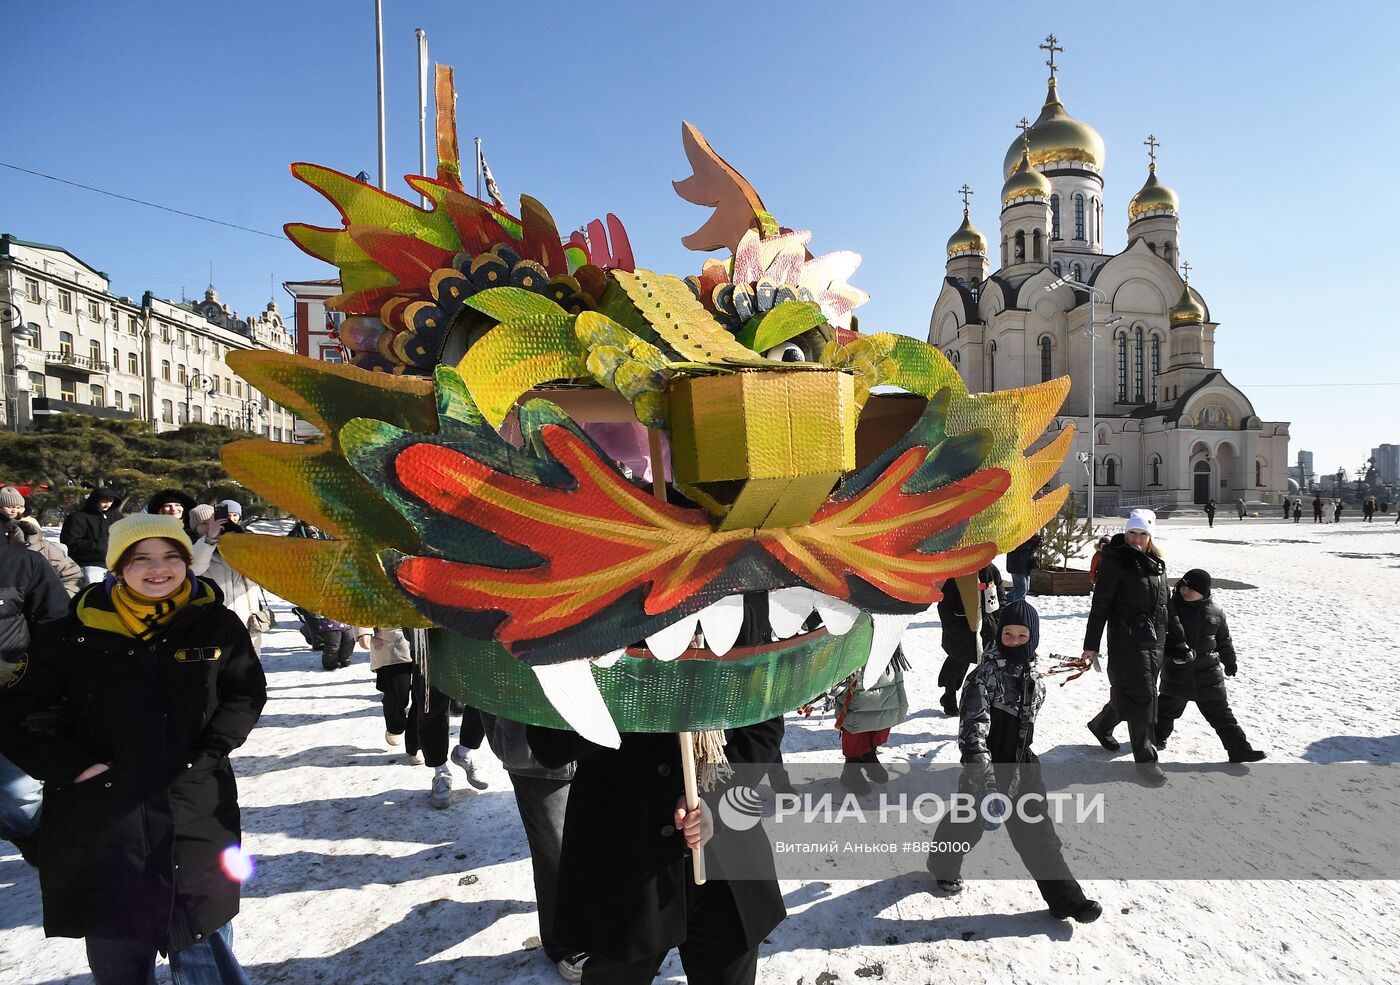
{"left": 76, "top": 576, "right": 216, "bottom": 640}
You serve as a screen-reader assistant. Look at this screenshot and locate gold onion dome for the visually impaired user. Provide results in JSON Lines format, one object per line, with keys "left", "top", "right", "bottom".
{"left": 1002, "top": 79, "right": 1106, "bottom": 178}
{"left": 1129, "top": 165, "right": 1180, "bottom": 222}
{"left": 946, "top": 209, "right": 987, "bottom": 257}
{"left": 1169, "top": 283, "right": 1206, "bottom": 326}
{"left": 1002, "top": 149, "right": 1052, "bottom": 206}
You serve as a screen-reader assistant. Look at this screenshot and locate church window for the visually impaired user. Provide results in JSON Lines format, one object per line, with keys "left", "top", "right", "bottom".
{"left": 969, "top": 277, "right": 981, "bottom": 302}
{"left": 1033, "top": 229, "right": 1043, "bottom": 261}
{"left": 1148, "top": 242, "right": 1157, "bottom": 254}
{"left": 1071, "top": 262, "right": 1083, "bottom": 282}
{"left": 1052, "top": 261, "right": 1061, "bottom": 276}
{"left": 1074, "top": 194, "right": 1085, "bottom": 239}
{"left": 987, "top": 340, "right": 997, "bottom": 391}
{"left": 1014, "top": 231, "right": 1025, "bottom": 262}
{"left": 1151, "top": 336, "right": 1161, "bottom": 401}
{"left": 1164, "top": 241, "right": 1174, "bottom": 264}
{"left": 1116, "top": 332, "right": 1127, "bottom": 401}
{"left": 1255, "top": 460, "right": 1264, "bottom": 486}
{"left": 1105, "top": 458, "right": 1118, "bottom": 486}
{"left": 1001, "top": 239, "right": 1008, "bottom": 267}
{"left": 1150, "top": 455, "right": 1162, "bottom": 486}
{"left": 1050, "top": 195, "right": 1061, "bottom": 238}
{"left": 1133, "top": 326, "right": 1145, "bottom": 402}
{"left": 1040, "top": 336, "right": 1053, "bottom": 382}
{"left": 1090, "top": 196, "right": 1099, "bottom": 241}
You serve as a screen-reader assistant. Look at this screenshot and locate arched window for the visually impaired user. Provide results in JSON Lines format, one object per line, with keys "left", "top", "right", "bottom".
{"left": 90, "top": 340, "right": 102, "bottom": 365}
{"left": 89, "top": 384, "right": 104, "bottom": 407}
{"left": 987, "top": 340, "right": 997, "bottom": 391}
{"left": 161, "top": 399, "right": 174, "bottom": 424}
{"left": 1050, "top": 195, "right": 1061, "bottom": 239}
{"left": 1052, "top": 261, "right": 1061, "bottom": 275}
{"left": 1255, "top": 460, "right": 1265, "bottom": 486}
{"left": 1150, "top": 336, "right": 1162, "bottom": 402}
{"left": 177, "top": 363, "right": 186, "bottom": 385}
{"left": 1071, "top": 262, "right": 1083, "bottom": 282}
{"left": 1014, "top": 230, "right": 1026, "bottom": 262}
{"left": 1090, "top": 196, "right": 1099, "bottom": 242}
{"left": 1150, "top": 455, "right": 1162, "bottom": 486}
{"left": 1074, "top": 193, "right": 1085, "bottom": 239}
{"left": 59, "top": 331, "right": 74, "bottom": 357}
{"left": 1148, "top": 241, "right": 1157, "bottom": 254}
{"left": 1116, "top": 332, "right": 1128, "bottom": 401}
{"left": 1133, "top": 326, "right": 1145, "bottom": 402}
{"left": 1163, "top": 241, "right": 1175, "bottom": 264}
{"left": 1001, "top": 239, "right": 1008, "bottom": 267}
{"left": 1032, "top": 229, "right": 1043, "bottom": 261}
{"left": 161, "top": 359, "right": 171, "bottom": 381}
{"left": 1040, "top": 336, "right": 1053, "bottom": 382}
{"left": 1106, "top": 458, "right": 1118, "bottom": 486}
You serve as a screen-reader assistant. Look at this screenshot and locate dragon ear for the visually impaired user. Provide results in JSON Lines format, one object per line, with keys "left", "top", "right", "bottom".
{"left": 673, "top": 123, "right": 779, "bottom": 253}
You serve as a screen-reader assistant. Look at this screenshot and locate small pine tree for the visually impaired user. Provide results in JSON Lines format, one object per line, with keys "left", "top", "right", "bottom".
{"left": 1035, "top": 491, "right": 1099, "bottom": 571}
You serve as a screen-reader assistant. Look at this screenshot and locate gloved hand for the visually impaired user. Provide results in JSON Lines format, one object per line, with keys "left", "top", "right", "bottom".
{"left": 980, "top": 793, "right": 1007, "bottom": 832}
{"left": 1224, "top": 663, "right": 1237, "bottom": 677}
{"left": 1170, "top": 644, "right": 1195, "bottom": 666}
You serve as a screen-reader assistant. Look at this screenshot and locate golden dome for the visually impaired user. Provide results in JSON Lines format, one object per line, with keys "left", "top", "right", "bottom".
{"left": 1169, "top": 283, "right": 1206, "bottom": 326}
{"left": 1002, "top": 79, "right": 1106, "bottom": 178}
{"left": 946, "top": 208, "right": 987, "bottom": 258}
{"left": 1129, "top": 165, "right": 1180, "bottom": 223}
{"left": 1002, "top": 148, "right": 1052, "bottom": 207}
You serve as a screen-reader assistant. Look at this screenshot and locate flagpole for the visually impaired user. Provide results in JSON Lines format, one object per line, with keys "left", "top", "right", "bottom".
{"left": 416, "top": 28, "right": 428, "bottom": 205}
{"left": 374, "top": 0, "right": 387, "bottom": 190}
{"left": 475, "top": 137, "right": 483, "bottom": 201}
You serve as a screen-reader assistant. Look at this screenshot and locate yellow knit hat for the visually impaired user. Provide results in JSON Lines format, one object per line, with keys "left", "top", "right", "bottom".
{"left": 105, "top": 514, "right": 195, "bottom": 570}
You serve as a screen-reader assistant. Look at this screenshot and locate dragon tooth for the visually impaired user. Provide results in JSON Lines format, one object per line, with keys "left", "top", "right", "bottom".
{"left": 814, "top": 593, "right": 861, "bottom": 636}
{"left": 645, "top": 614, "right": 699, "bottom": 662}
{"left": 768, "top": 586, "right": 816, "bottom": 639}
{"left": 592, "top": 649, "right": 625, "bottom": 668}
{"left": 697, "top": 595, "right": 744, "bottom": 656}
{"left": 861, "top": 613, "right": 914, "bottom": 689}
{"left": 532, "top": 660, "right": 621, "bottom": 748}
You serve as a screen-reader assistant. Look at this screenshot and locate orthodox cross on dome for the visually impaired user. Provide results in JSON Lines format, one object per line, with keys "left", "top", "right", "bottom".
{"left": 1017, "top": 117, "right": 1032, "bottom": 152}
{"left": 959, "top": 183, "right": 974, "bottom": 210}
{"left": 1040, "top": 34, "right": 1063, "bottom": 79}
{"left": 1180, "top": 259, "right": 1192, "bottom": 283}
{"left": 1144, "top": 133, "right": 1160, "bottom": 170}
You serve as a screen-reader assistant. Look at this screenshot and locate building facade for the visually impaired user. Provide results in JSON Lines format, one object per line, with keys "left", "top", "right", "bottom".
{"left": 1373, "top": 444, "right": 1400, "bottom": 486}
{"left": 0, "top": 235, "right": 297, "bottom": 439}
{"left": 283, "top": 277, "right": 345, "bottom": 443}
{"left": 928, "top": 51, "right": 1289, "bottom": 514}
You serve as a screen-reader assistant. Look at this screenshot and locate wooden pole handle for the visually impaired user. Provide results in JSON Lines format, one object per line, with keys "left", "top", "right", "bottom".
{"left": 680, "top": 730, "right": 707, "bottom": 885}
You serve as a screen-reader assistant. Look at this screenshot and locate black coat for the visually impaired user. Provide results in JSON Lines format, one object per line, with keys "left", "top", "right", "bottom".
{"left": 937, "top": 563, "right": 1004, "bottom": 665}
{"left": 530, "top": 719, "right": 786, "bottom": 963}
{"left": 1005, "top": 534, "right": 1041, "bottom": 576}
{"left": 1160, "top": 593, "right": 1236, "bottom": 702}
{"left": 1082, "top": 536, "right": 1189, "bottom": 706}
{"left": 0, "top": 544, "right": 69, "bottom": 661}
{"left": 59, "top": 490, "right": 123, "bottom": 568}
{"left": 0, "top": 581, "right": 266, "bottom": 951}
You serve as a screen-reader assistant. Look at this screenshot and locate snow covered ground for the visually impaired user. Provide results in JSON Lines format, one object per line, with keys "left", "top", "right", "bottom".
{"left": 3, "top": 517, "right": 1399, "bottom": 983}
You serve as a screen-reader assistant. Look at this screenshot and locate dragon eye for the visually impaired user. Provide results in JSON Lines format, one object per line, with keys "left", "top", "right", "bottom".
{"left": 764, "top": 342, "right": 807, "bottom": 363}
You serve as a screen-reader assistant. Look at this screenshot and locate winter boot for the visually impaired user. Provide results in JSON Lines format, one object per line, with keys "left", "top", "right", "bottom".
{"left": 1229, "top": 748, "right": 1267, "bottom": 764}
{"left": 1135, "top": 762, "right": 1168, "bottom": 787}
{"left": 935, "top": 878, "right": 964, "bottom": 895}
{"left": 940, "top": 689, "right": 958, "bottom": 717}
{"left": 1051, "top": 899, "right": 1103, "bottom": 923}
{"left": 1087, "top": 719, "right": 1120, "bottom": 752}
{"left": 860, "top": 750, "right": 890, "bottom": 784}
{"left": 840, "top": 758, "right": 871, "bottom": 794}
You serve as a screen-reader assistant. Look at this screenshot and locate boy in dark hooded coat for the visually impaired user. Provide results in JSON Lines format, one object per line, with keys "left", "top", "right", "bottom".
{"left": 927, "top": 599, "right": 1102, "bottom": 924}
{"left": 1157, "top": 568, "right": 1266, "bottom": 763}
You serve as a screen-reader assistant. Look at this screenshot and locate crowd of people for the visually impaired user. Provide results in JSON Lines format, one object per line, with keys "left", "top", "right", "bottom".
{"left": 0, "top": 484, "right": 1305, "bottom": 984}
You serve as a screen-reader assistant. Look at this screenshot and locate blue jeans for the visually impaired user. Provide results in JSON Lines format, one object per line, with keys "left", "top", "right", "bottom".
{"left": 86, "top": 922, "right": 249, "bottom": 985}
{"left": 1009, "top": 572, "right": 1031, "bottom": 602}
{"left": 0, "top": 753, "right": 42, "bottom": 841}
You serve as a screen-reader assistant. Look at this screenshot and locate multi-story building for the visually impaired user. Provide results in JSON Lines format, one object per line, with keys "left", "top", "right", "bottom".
{"left": 0, "top": 234, "right": 297, "bottom": 439}
{"left": 283, "top": 277, "right": 345, "bottom": 442}
{"left": 1373, "top": 444, "right": 1400, "bottom": 486}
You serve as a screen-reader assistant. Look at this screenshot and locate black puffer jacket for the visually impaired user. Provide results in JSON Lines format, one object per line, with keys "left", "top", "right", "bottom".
{"left": 0, "top": 580, "right": 266, "bottom": 951}
{"left": 0, "top": 544, "right": 69, "bottom": 664}
{"left": 59, "top": 488, "right": 123, "bottom": 568}
{"left": 1160, "top": 589, "right": 1236, "bottom": 702}
{"left": 1082, "top": 535, "right": 1189, "bottom": 703}
{"left": 937, "top": 563, "right": 1005, "bottom": 665}
{"left": 1005, "top": 534, "right": 1041, "bottom": 576}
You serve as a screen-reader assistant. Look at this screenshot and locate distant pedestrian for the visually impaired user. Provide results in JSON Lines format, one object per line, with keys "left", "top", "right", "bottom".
{"left": 1235, "top": 498, "right": 1246, "bottom": 521}
{"left": 1005, "top": 531, "right": 1041, "bottom": 603}
{"left": 1364, "top": 496, "right": 1376, "bottom": 522}
{"left": 1334, "top": 501, "right": 1344, "bottom": 523}
{"left": 1204, "top": 499, "right": 1217, "bottom": 528}
{"left": 1281, "top": 498, "right": 1290, "bottom": 521}
{"left": 1313, "top": 497, "right": 1324, "bottom": 523}
{"left": 1292, "top": 502, "right": 1302, "bottom": 523}
{"left": 936, "top": 564, "right": 1004, "bottom": 717}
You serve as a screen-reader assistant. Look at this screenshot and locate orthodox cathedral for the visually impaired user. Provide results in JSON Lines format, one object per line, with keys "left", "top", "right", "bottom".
{"left": 927, "top": 38, "right": 1289, "bottom": 514}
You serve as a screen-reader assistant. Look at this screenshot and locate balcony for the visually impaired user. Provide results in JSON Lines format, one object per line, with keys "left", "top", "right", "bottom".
{"left": 30, "top": 397, "right": 136, "bottom": 423}
{"left": 44, "top": 350, "right": 110, "bottom": 374}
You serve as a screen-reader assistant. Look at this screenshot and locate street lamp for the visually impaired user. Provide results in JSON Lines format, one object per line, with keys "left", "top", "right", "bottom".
{"left": 184, "top": 371, "right": 214, "bottom": 425}
{"left": 242, "top": 398, "right": 265, "bottom": 433}
{"left": 1, "top": 301, "right": 40, "bottom": 432}
{"left": 1043, "top": 275, "right": 1121, "bottom": 522}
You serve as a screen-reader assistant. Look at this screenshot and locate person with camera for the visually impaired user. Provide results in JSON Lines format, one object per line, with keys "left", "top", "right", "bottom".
{"left": 189, "top": 503, "right": 269, "bottom": 656}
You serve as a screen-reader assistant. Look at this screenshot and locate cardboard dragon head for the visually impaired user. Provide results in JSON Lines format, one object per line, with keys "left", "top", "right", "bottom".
{"left": 221, "top": 68, "right": 1073, "bottom": 747}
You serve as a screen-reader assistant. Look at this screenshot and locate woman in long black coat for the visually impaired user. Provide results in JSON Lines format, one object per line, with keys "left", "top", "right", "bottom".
{"left": 0, "top": 515, "right": 265, "bottom": 983}
{"left": 935, "top": 563, "right": 1004, "bottom": 716}
{"left": 1081, "top": 510, "right": 1189, "bottom": 786}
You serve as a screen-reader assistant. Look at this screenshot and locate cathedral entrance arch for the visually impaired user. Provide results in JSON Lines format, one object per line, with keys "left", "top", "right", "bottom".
{"left": 1213, "top": 442, "right": 1238, "bottom": 501}
{"left": 1193, "top": 460, "right": 1211, "bottom": 504}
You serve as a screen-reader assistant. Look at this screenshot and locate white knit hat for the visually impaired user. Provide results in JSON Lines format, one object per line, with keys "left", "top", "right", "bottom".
{"left": 1124, "top": 508, "right": 1156, "bottom": 536}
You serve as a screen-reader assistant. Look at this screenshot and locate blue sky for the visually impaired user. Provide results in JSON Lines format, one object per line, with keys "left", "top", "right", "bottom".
{"left": 5, "top": 1, "right": 1395, "bottom": 477}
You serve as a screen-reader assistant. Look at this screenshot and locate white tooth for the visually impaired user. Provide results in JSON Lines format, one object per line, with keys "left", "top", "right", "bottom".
{"left": 814, "top": 593, "right": 861, "bottom": 636}
{"left": 769, "top": 586, "right": 815, "bottom": 639}
{"left": 645, "top": 615, "right": 699, "bottom": 662}
{"left": 592, "top": 649, "right": 625, "bottom": 668}
{"left": 532, "top": 661, "right": 620, "bottom": 748}
{"left": 697, "top": 595, "right": 744, "bottom": 656}
{"left": 862, "top": 613, "right": 914, "bottom": 689}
